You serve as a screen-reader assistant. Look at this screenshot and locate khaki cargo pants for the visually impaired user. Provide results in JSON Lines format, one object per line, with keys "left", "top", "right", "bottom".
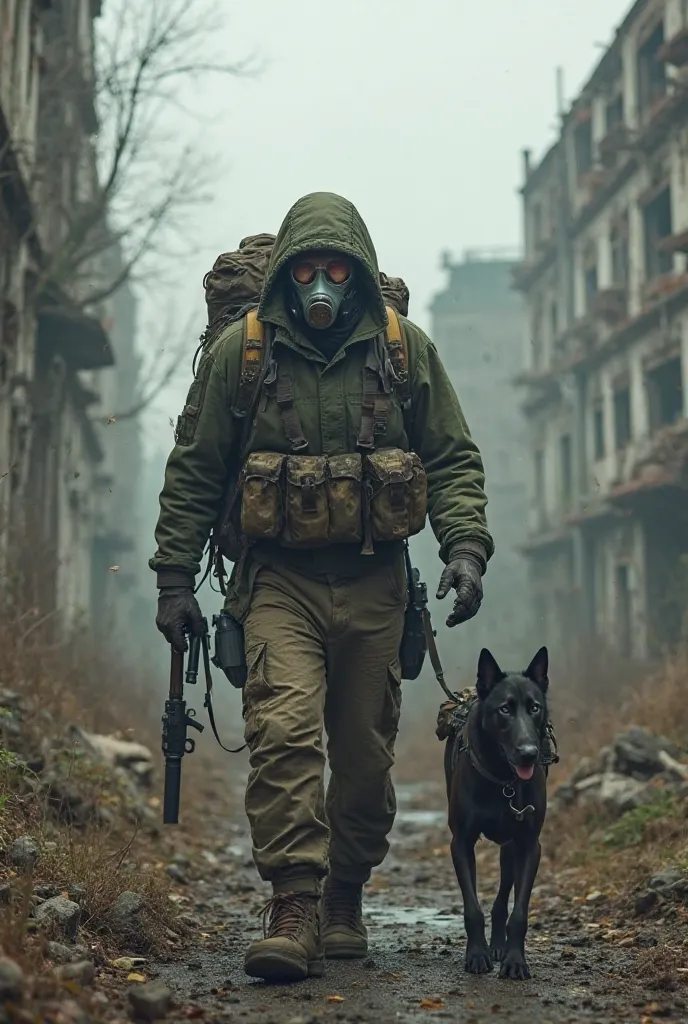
{"left": 242, "top": 557, "right": 406, "bottom": 893}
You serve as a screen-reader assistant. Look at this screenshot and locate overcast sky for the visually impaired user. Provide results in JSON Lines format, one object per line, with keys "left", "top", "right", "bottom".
{"left": 139, "top": 0, "right": 631, "bottom": 455}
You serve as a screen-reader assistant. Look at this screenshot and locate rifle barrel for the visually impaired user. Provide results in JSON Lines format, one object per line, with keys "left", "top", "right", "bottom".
{"left": 163, "top": 754, "right": 182, "bottom": 825}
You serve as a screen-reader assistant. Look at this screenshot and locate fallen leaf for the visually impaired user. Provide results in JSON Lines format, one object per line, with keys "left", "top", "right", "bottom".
{"left": 328, "top": 995, "right": 345, "bottom": 1003}
{"left": 127, "top": 972, "right": 147, "bottom": 983}
{"left": 112, "top": 957, "right": 146, "bottom": 971}
{"left": 420, "top": 998, "right": 445, "bottom": 1010}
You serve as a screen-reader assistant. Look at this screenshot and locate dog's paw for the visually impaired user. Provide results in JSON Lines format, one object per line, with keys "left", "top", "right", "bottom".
{"left": 489, "top": 943, "right": 506, "bottom": 963}
{"left": 499, "top": 951, "right": 531, "bottom": 980}
{"left": 465, "top": 947, "right": 494, "bottom": 974}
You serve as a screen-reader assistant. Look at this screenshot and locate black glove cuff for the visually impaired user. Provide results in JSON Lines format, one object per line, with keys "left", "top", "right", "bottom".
{"left": 157, "top": 569, "right": 196, "bottom": 589}
{"left": 446, "top": 540, "right": 487, "bottom": 576}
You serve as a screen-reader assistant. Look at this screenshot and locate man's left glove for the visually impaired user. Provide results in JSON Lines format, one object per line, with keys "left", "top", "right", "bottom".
{"left": 436, "top": 543, "right": 486, "bottom": 628}
{"left": 156, "top": 570, "right": 204, "bottom": 653}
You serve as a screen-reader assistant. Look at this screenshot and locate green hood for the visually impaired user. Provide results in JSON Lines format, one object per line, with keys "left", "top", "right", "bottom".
{"left": 258, "top": 192, "right": 388, "bottom": 339}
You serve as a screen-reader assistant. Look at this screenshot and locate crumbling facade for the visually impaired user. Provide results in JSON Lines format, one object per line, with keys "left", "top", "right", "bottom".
{"left": 515, "top": 0, "right": 688, "bottom": 662}
{"left": 0, "top": 1, "right": 143, "bottom": 631}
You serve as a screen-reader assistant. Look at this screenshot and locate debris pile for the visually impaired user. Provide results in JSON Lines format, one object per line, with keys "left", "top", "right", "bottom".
{"left": 553, "top": 725, "right": 688, "bottom": 817}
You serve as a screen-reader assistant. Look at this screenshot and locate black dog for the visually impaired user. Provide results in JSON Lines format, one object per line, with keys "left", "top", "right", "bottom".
{"left": 443, "top": 647, "right": 550, "bottom": 981}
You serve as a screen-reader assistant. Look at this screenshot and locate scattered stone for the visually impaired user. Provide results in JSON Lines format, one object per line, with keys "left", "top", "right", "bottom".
{"left": 65, "top": 883, "right": 87, "bottom": 903}
{"left": 635, "top": 931, "right": 659, "bottom": 947}
{"left": 8, "top": 835, "right": 40, "bottom": 872}
{"left": 649, "top": 868, "right": 684, "bottom": 892}
{"left": 35, "top": 896, "right": 81, "bottom": 940}
{"left": 0, "top": 884, "right": 11, "bottom": 904}
{"left": 635, "top": 890, "right": 658, "bottom": 916}
{"left": 57, "top": 960, "right": 96, "bottom": 986}
{"left": 35, "top": 885, "right": 60, "bottom": 900}
{"left": 47, "top": 941, "right": 79, "bottom": 964}
{"left": 571, "top": 756, "right": 595, "bottom": 783}
{"left": 614, "top": 727, "right": 678, "bottom": 779}
{"left": 599, "top": 773, "right": 654, "bottom": 815}
{"left": 112, "top": 957, "right": 147, "bottom": 971}
{"left": 0, "top": 958, "right": 24, "bottom": 1002}
{"left": 106, "top": 891, "right": 145, "bottom": 936}
{"left": 128, "top": 982, "right": 174, "bottom": 1021}
{"left": 165, "top": 864, "right": 188, "bottom": 885}
{"left": 42, "top": 777, "right": 99, "bottom": 827}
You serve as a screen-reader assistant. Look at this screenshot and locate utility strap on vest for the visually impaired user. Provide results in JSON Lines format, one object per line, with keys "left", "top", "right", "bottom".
{"left": 276, "top": 364, "right": 309, "bottom": 452}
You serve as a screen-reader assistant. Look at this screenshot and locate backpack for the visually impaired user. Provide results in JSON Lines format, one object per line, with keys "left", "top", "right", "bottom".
{"left": 200, "top": 238, "right": 414, "bottom": 582}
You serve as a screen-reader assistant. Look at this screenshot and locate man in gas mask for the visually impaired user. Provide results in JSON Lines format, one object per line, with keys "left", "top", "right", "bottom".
{"left": 151, "top": 193, "right": 493, "bottom": 982}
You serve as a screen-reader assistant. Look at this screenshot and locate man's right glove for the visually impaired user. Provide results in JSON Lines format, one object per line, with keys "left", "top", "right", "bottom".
{"left": 156, "top": 572, "right": 204, "bottom": 652}
{"left": 436, "top": 543, "right": 486, "bottom": 628}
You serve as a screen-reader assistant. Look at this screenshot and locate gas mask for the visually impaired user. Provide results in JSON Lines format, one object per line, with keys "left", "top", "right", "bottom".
{"left": 289, "top": 255, "right": 354, "bottom": 330}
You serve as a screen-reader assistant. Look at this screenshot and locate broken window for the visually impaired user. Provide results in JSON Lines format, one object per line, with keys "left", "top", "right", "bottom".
{"left": 584, "top": 265, "right": 598, "bottom": 309}
{"left": 647, "top": 356, "right": 684, "bottom": 430}
{"left": 574, "top": 115, "right": 593, "bottom": 177}
{"left": 605, "top": 93, "right": 624, "bottom": 132}
{"left": 614, "top": 387, "right": 632, "bottom": 449}
{"left": 637, "top": 22, "right": 667, "bottom": 118}
{"left": 560, "top": 434, "right": 573, "bottom": 508}
{"left": 611, "top": 214, "right": 630, "bottom": 288}
{"left": 593, "top": 401, "right": 605, "bottom": 460}
{"left": 643, "top": 186, "right": 673, "bottom": 279}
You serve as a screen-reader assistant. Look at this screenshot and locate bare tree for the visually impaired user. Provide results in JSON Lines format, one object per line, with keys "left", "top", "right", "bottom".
{"left": 28, "top": 0, "right": 252, "bottom": 313}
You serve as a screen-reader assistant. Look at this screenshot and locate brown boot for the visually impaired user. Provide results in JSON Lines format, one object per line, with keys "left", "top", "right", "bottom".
{"left": 244, "top": 893, "right": 324, "bottom": 982}
{"left": 321, "top": 877, "right": 368, "bottom": 959}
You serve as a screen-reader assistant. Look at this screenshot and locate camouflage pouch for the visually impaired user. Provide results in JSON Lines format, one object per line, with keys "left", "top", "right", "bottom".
{"left": 327, "top": 454, "right": 363, "bottom": 544}
{"left": 240, "top": 451, "right": 286, "bottom": 540}
{"left": 364, "top": 448, "right": 428, "bottom": 544}
{"left": 213, "top": 472, "right": 243, "bottom": 562}
{"left": 283, "top": 455, "right": 329, "bottom": 547}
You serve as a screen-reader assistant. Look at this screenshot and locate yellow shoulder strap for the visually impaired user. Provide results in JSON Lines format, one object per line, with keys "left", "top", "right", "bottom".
{"left": 236, "top": 308, "right": 266, "bottom": 414}
{"left": 384, "top": 305, "right": 410, "bottom": 400}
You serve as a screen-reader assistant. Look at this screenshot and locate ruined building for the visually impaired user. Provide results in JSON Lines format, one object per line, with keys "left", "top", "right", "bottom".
{"left": 420, "top": 251, "right": 531, "bottom": 675}
{"left": 515, "top": 0, "right": 688, "bottom": 661}
{"left": 0, "top": 1, "right": 143, "bottom": 632}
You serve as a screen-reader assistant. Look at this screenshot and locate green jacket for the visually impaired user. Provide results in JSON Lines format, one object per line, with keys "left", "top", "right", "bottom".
{"left": 150, "top": 192, "right": 493, "bottom": 608}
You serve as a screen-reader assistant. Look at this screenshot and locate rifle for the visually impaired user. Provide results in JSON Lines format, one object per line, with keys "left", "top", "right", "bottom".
{"left": 162, "top": 631, "right": 204, "bottom": 825}
{"left": 162, "top": 617, "right": 245, "bottom": 825}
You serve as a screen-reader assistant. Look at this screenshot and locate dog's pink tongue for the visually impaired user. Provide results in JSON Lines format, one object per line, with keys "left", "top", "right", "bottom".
{"left": 515, "top": 765, "right": 535, "bottom": 781}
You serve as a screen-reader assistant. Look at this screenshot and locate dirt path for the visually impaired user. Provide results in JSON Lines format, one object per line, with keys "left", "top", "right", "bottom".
{"left": 149, "top": 778, "right": 684, "bottom": 1024}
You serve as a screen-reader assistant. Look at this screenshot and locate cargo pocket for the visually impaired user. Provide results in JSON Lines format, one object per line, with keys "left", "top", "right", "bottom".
{"left": 382, "top": 660, "right": 403, "bottom": 739}
{"left": 327, "top": 453, "right": 363, "bottom": 544}
{"left": 174, "top": 353, "right": 213, "bottom": 447}
{"left": 242, "top": 641, "right": 272, "bottom": 744}
{"left": 365, "top": 448, "right": 426, "bottom": 543}
{"left": 240, "top": 452, "right": 286, "bottom": 540}
{"left": 283, "top": 455, "right": 329, "bottom": 547}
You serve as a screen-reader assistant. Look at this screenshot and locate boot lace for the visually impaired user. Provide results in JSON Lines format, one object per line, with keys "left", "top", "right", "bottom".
{"left": 259, "top": 894, "right": 313, "bottom": 939}
{"left": 324, "top": 882, "right": 361, "bottom": 929}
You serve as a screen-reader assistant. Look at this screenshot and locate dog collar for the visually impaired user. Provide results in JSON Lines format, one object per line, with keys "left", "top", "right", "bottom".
{"left": 467, "top": 747, "right": 536, "bottom": 822}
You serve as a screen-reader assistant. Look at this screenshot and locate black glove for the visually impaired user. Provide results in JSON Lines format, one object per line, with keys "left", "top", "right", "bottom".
{"left": 436, "top": 545, "right": 485, "bottom": 628}
{"left": 156, "top": 581, "right": 204, "bottom": 653}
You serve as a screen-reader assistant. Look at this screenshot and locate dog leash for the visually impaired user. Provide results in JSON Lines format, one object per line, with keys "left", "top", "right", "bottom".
{"left": 420, "top": 608, "right": 459, "bottom": 703}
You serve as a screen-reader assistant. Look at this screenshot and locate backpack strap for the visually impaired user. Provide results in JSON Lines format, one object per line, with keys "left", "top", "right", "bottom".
{"left": 232, "top": 308, "right": 265, "bottom": 418}
{"left": 384, "top": 305, "right": 411, "bottom": 409}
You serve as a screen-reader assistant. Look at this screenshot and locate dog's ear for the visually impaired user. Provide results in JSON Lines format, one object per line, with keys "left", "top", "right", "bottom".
{"left": 525, "top": 646, "right": 549, "bottom": 692}
{"left": 476, "top": 648, "right": 504, "bottom": 699}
